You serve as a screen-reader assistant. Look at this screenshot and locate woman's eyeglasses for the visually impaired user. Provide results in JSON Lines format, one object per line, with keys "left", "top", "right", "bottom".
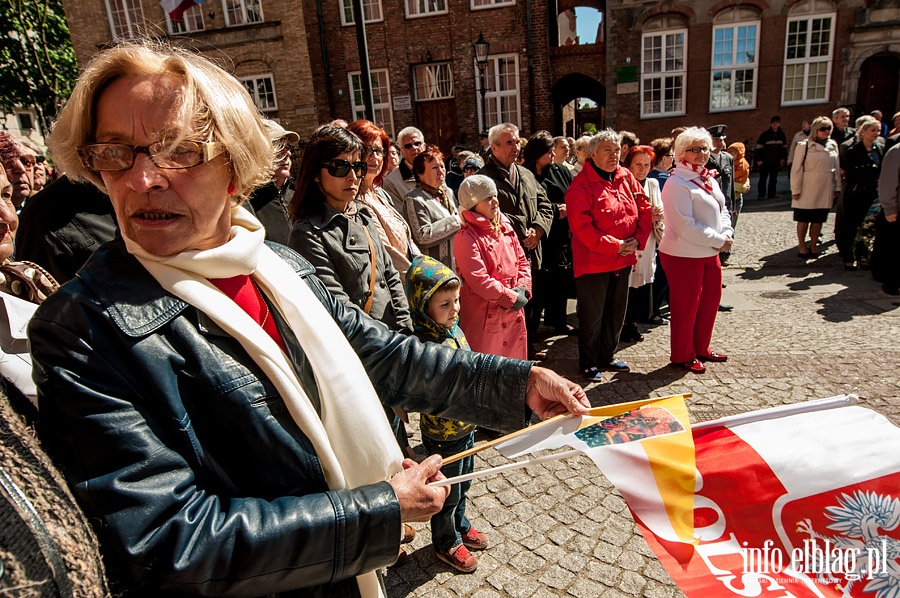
{"left": 818, "top": 127, "right": 832, "bottom": 132}
{"left": 365, "top": 147, "right": 385, "bottom": 158}
{"left": 685, "top": 147, "right": 711, "bottom": 154}
{"left": 321, "top": 159, "right": 367, "bottom": 177}
{"left": 462, "top": 165, "right": 479, "bottom": 173}
{"left": 77, "top": 141, "right": 223, "bottom": 172}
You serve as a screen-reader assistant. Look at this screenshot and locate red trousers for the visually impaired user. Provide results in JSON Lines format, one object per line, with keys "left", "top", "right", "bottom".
{"left": 659, "top": 253, "right": 722, "bottom": 363}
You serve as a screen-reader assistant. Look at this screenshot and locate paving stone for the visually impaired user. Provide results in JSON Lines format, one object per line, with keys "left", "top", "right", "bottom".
{"left": 388, "top": 195, "right": 900, "bottom": 596}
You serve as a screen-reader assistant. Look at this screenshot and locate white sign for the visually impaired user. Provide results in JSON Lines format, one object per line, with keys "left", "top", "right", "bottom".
{"left": 617, "top": 82, "right": 639, "bottom": 95}
{"left": 393, "top": 95, "right": 412, "bottom": 111}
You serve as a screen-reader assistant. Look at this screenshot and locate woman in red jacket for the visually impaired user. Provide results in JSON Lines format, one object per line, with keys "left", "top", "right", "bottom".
{"left": 565, "top": 130, "right": 652, "bottom": 381}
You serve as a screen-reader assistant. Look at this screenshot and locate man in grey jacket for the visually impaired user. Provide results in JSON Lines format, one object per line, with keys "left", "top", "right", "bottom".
{"left": 382, "top": 126, "right": 426, "bottom": 215}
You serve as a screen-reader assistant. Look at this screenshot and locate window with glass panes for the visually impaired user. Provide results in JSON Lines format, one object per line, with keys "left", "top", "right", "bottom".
{"left": 241, "top": 75, "right": 277, "bottom": 112}
{"left": 223, "top": 0, "right": 262, "bottom": 26}
{"left": 405, "top": 0, "right": 446, "bottom": 19}
{"left": 471, "top": 0, "right": 514, "bottom": 9}
{"left": 782, "top": 13, "right": 834, "bottom": 104}
{"left": 167, "top": 4, "right": 205, "bottom": 34}
{"left": 476, "top": 54, "right": 520, "bottom": 130}
{"left": 349, "top": 69, "right": 395, "bottom": 138}
{"left": 105, "top": 0, "right": 145, "bottom": 40}
{"left": 710, "top": 22, "right": 758, "bottom": 110}
{"left": 340, "top": 0, "right": 382, "bottom": 25}
{"left": 413, "top": 63, "right": 453, "bottom": 101}
{"left": 641, "top": 29, "right": 686, "bottom": 117}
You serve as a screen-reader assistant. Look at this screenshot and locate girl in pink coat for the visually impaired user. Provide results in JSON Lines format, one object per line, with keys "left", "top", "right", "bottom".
{"left": 453, "top": 175, "right": 532, "bottom": 359}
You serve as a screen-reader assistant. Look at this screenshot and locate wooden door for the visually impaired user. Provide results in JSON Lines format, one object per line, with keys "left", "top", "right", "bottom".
{"left": 856, "top": 54, "right": 900, "bottom": 115}
{"left": 416, "top": 99, "right": 459, "bottom": 157}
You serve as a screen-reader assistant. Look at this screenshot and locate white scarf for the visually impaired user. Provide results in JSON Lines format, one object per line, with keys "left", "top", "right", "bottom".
{"left": 124, "top": 205, "right": 402, "bottom": 598}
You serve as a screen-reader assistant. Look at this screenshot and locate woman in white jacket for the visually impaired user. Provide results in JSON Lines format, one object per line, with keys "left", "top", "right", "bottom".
{"left": 790, "top": 116, "right": 841, "bottom": 259}
{"left": 658, "top": 127, "right": 733, "bottom": 374}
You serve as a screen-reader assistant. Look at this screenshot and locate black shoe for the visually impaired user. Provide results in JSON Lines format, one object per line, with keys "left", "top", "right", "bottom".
{"left": 619, "top": 324, "right": 643, "bottom": 343}
{"left": 883, "top": 284, "right": 900, "bottom": 296}
{"left": 603, "top": 359, "right": 630, "bottom": 372}
{"left": 718, "top": 304, "right": 734, "bottom": 312}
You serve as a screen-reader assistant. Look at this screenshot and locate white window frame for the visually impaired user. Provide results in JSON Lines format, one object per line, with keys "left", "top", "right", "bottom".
{"left": 413, "top": 63, "right": 454, "bottom": 101}
{"left": 475, "top": 53, "right": 521, "bottom": 131}
{"left": 471, "top": 0, "right": 514, "bottom": 10}
{"left": 240, "top": 74, "right": 278, "bottom": 112}
{"left": 339, "top": 0, "right": 383, "bottom": 25}
{"left": 166, "top": 4, "right": 205, "bottom": 34}
{"left": 709, "top": 20, "right": 760, "bottom": 112}
{"left": 405, "top": 0, "right": 447, "bottom": 19}
{"left": 105, "top": 0, "right": 145, "bottom": 41}
{"left": 781, "top": 12, "right": 835, "bottom": 105}
{"left": 223, "top": 0, "right": 263, "bottom": 27}
{"left": 641, "top": 28, "right": 687, "bottom": 118}
{"left": 349, "top": 69, "right": 395, "bottom": 138}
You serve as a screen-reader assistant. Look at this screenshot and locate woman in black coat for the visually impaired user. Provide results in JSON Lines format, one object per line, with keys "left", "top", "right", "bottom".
{"left": 836, "top": 118, "right": 883, "bottom": 270}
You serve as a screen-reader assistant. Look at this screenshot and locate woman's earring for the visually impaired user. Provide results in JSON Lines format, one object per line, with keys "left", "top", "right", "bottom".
{"left": 227, "top": 183, "right": 236, "bottom": 195}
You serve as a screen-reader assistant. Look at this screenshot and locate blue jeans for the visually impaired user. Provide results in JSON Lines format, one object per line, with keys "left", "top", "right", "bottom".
{"left": 421, "top": 433, "right": 475, "bottom": 552}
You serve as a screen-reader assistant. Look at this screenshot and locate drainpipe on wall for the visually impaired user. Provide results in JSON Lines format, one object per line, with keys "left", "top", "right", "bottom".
{"left": 352, "top": 0, "right": 376, "bottom": 121}
{"left": 315, "top": 0, "right": 336, "bottom": 117}
{"left": 526, "top": 0, "right": 536, "bottom": 134}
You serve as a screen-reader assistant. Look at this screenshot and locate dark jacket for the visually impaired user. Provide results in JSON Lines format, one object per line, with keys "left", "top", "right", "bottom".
{"left": 707, "top": 151, "right": 736, "bottom": 215}
{"left": 479, "top": 160, "right": 555, "bottom": 269}
{"left": 30, "top": 240, "right": 532, "bottom": 597}
{"left": 532, "top": 162, "right": 573, "bottom": 272}
{"left": 14, "top": 175, "right": 117, "bottom": 284}
{"left": 756, "top": 127, "right": 788, "bottom": 164}
{"left": 840, "top": 140, "right": 883, "bottom": 207}
{"left": 247, "top": 179, "right": 293, "bottom": 245}
{"left": 290, "top": 202, "right": 412, "bottom": 334}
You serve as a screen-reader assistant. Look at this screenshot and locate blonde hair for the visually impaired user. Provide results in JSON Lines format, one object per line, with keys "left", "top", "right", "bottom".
{"left": 810, "top": 116, "right": 833, "bottom": 134}
{"left": 49, "top": 41, "right": 274, "bottom": 200}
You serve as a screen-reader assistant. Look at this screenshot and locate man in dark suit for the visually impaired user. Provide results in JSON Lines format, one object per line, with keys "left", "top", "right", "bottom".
{"left": 479, "top": 123, "right": 554, "bottom": 359}
{"left": 707, "top": 124, "right": 736, "bottom": 311}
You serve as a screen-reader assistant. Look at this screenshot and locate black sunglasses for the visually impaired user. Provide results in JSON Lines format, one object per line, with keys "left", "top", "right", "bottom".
{"left": 403, "top": 140, "right": 423, "bottom": 150}
{"left": 818, "top": 127, "right": 832, "bottom": 132}
{"left": 462, "top": 164, "right": 479, "bottom": 172}
{"left": 321, "top": 159, "right": 367, "bottom": 177}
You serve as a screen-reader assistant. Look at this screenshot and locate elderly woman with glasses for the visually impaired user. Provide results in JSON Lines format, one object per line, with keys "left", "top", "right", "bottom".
{"left": 790, "top": 116, "right": 841, "bottom": 259}
{"left": 347, "top": 119, "right": 421, "bottom": 282}
{"left": 404, "top": 145, "right": 461, "bottom": 269}
{"left": 29, "top": 43, "right": 589, "bottom": 598}
{"left": 659, "top": 127, "right": 733, "bottom": 374}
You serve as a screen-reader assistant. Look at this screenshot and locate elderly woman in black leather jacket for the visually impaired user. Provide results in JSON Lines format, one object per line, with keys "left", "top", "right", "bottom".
{"left": 28, "top": 43, "right": 589, "bottom": 598}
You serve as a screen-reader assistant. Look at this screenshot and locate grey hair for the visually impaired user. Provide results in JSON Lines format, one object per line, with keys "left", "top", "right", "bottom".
{"left": 573, "top": 135, "right": 591, "bottom": 152}
{"left": 587, "top": 129, "right": 622, "bottom": 154}
{"left": 832, "top": 107, "right": 850, "bottom": 119}
{"left": 396, "top": 126, "right": 423, "bottom": 143}
{"left": 488, "top": 123, "right": 518, "bottom": 146}
{"left": 673, "top": 126, "right": 713, "bottom": 162}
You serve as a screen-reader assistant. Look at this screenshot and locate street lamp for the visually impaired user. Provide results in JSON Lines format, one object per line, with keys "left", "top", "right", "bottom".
{"left": 473, "top": 33, "right": 490, "bottom": 131}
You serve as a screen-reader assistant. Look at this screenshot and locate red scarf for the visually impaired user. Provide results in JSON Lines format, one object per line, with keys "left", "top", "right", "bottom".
{"left": 678, "top": 160, "right": 717, "bottom": 194}
{"left": 210, "top": 275, "right": 287, "bottom": 352}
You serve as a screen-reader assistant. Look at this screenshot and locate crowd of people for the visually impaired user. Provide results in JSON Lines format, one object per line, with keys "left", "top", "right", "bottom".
{"left": 0, "top": 39, "right": 897, "bottom": 597}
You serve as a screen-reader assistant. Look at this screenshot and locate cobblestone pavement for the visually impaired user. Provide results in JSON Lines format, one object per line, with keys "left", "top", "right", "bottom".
{"left": 386, "top": 173, "right": 900, "bottom": 597}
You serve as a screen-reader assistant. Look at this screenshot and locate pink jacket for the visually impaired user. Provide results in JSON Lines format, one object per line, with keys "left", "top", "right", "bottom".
{"left": 453, "top": 211, "right": 531, "bottom": 359}
{"left": 565, "top": 162, "right": 653, "bottom": 277}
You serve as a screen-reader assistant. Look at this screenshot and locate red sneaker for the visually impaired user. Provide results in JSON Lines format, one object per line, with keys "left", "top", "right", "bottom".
{"left": 436, "top": 543, "right": 479, "bottom": 573}
{"left": 461, "top": 527, "right": 489, "bottom": 550}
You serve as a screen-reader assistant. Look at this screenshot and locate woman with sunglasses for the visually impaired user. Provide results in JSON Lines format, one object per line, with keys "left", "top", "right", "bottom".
{"left": 32, "top": 43, "right": 592, "bottom": 597}
{"left": 404, "top": 145, "right": 461, "bottom": 269}
{"left": 789, "top": 116, "right": 841, "bottom": 259}
{"left": 658, "top": 127, "right": 733, "bottom": 374}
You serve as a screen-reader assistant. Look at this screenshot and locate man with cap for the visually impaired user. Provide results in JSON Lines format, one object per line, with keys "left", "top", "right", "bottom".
{"left": 707, "top": 124, "right": 737, "bottom": 311}
{"left": 478, "top": 130, "right": 492, "bottom": 162}
{"left": 246, "top": 119, "right": 299, "bottom": 245}
{"left": 754, "top": 116, "right": 788, "bottom": 200}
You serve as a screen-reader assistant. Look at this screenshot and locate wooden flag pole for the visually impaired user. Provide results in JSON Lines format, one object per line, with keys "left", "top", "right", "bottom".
{"left": 429, "top": 449, "right": 582, "bottom": 487}
{"left": 441, "top": 393, "right": 692, "bottom": 466}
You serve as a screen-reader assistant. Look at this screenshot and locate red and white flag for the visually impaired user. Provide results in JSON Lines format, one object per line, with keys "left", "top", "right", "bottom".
{"left": 160, "top": 0, "right": 205, "bottom": 23}
{"left": 633, "top": 396, "right": 900, "bottom": 597}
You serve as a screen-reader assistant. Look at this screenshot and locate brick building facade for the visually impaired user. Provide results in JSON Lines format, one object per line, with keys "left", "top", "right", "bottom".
{"left": 59, "top": 0, "right": 899, "bottom": 155}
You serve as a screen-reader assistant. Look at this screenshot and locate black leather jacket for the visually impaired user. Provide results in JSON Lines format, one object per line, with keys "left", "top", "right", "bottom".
{"left": 29, "top": 240, "right": 532, "bottom": 597}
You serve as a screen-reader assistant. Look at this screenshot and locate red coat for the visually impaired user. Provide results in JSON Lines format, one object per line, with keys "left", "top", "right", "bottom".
{"left": 565, "top": 162, "right": 653, "bottom": 277}
{"left": 453, "top": 211, "right": 531, "bottom": 359}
